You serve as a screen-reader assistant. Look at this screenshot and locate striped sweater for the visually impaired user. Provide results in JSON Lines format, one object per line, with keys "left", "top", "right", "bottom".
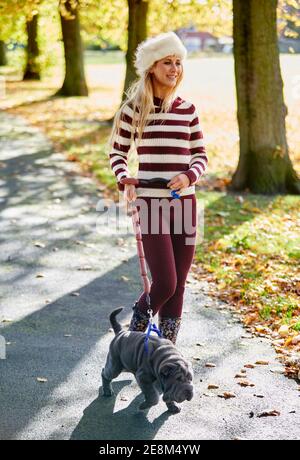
{"left": 109, "top": 95, "right": 207, "bottom": 198}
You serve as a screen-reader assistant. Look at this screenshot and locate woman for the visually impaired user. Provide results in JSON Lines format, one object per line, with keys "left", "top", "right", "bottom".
{"left": 108, "top": 31, "right": 207, "bottom": 344}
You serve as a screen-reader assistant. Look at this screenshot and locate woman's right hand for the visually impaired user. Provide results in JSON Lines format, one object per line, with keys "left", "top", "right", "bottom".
{"left": 124, "top": 184, "right": 137, "bottom": 203}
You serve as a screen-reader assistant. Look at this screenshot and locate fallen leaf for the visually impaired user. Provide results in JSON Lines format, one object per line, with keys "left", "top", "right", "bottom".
{"left": 244, "top": 364, "right": 255, "bottom": 369}
{"left": 235, "top": 373, "right": 246, "bottom": 378}
{"left": 205, "top": 363, "right": 216, "bottom": 368}
{"left": 34, "top": 241, "right": 45, "bottom": 248}
{"left": 291, "top": 335, "right": 300, "bottom": 345}
{"left": 218, "top": 392, "right": 236, "bottom": 399}
{"left": 208, "top": 384, "right": 219, "bottom": 389}
{"left": 255, "top": 360, "right": 269, "bottom": 365}
{"left": 36, "top": 273, "right": 45, "bottom": 278}
{"left": 278, "top": 325, "right": 289, "bottom": 337}
{"left": 270, "top": 367, "right": 285, "bottom": 374}
{"left": 257, "top": 410, "right": 280, "bottom": 418}
{"left": 237, "top": 380, "right": 255, "bottom": 387}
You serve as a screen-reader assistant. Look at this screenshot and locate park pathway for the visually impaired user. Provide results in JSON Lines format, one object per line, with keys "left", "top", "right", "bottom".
{"left": 0, "top": 112, "right": 299, "bottom": 440}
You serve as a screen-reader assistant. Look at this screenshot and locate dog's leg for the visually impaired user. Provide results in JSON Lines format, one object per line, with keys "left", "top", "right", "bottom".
{"left": 101, "top": 353, "right": 123, "bottom": 397}
{"left": 165, "top": 401, "right": 181, "bottom": 414}
{"left": 136, "top": 373, "right": 160, "bottom": 410}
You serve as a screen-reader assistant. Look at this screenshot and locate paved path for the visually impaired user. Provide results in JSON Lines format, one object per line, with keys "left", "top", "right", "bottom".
{"left": 0, "top": 112, "right": 299, "bottom": 440}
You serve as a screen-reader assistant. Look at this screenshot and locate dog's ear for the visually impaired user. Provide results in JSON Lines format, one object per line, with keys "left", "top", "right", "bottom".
{"left": 160, "top": 362, "right": 178, "bottom": 378}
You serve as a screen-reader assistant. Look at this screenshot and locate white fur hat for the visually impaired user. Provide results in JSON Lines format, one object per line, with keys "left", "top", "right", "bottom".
{"left": 134, "top": 31, "right": 187, "bottom": 76}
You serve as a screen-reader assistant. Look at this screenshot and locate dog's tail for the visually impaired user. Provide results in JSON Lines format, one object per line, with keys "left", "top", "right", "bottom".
{"left": 109, "top": 307, "right": 124, "bottom": 335}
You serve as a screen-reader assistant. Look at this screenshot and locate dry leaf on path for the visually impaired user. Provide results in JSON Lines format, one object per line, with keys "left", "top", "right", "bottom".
{"left": 34, "top": 241, "right": 45, "bottom": 248}
{"left": 218, "top": 392, "right": 236, "bottom": 399}
{"left": 205, "top": 363, "right": 216, "bottom": 368}
{"left": 237, "top": 380, "right": 255, "bottom": 387}
{"left": 257, "top": 410, "right": 280, "bottom": 418}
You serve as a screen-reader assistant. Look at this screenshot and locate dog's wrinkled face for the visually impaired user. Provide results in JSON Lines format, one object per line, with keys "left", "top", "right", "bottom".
{"left": 159, "top": 360, "right": 194, "bottom": 404}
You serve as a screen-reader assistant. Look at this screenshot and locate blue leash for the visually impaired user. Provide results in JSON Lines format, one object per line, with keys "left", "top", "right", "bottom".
{"left": 171, "top": 189, "right": 180, "bottom": 199}
{"left": 144, "top": 321, "right": 162, "bottom": 354}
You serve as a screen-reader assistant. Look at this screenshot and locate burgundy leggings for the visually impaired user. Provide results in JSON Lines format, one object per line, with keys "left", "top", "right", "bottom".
{"left": 135, "top": 194, "right": 197, "bottom": 319}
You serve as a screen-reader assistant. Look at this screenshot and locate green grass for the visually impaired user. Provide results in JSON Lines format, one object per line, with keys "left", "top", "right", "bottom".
{"left": 194, "top": 191, "right": 300, "bottom": 326}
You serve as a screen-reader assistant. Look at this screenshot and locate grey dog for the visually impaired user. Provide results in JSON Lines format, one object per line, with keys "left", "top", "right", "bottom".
{"left": 101, "top": 308, "right": 194, "bottom": 414}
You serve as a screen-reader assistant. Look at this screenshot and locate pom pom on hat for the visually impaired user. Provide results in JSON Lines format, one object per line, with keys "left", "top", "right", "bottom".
{"left": 134, "top": 31, "right": 187, "bottom": 77}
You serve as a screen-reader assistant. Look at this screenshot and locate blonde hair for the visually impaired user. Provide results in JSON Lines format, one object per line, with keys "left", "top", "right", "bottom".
{"left": 108, "top": 61, "right": 184, "bottom": 158}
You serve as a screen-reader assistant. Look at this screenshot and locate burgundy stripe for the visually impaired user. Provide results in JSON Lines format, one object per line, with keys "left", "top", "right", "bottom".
{"left": 119, "top": 128, "right": 132, "bottom": 138}
{"left": 147, "top": 119, "right": 190, "bottom": 127}
{"left": 115, "top": 166, "right": 127, "bottom": 176}
{"left": 190, "top": 147, "right": 206, "bottom": 154}
{"left": 113, "top": 141, "right": 130, "bottom": 153}
{"left": 191, "top": 164, "right": 205, "bottom": 175}
{"left": 190, "top": 131, "right": 203, "bottom": 140}
{"left": 141, "top": 131, "right": 190, "bottom": 140}
{"left": 190, "top": 117, "right": 199, "bottom": 127}
{"left": 138, "top": 146, "right": 190, "bottom": 155}
{"left": 139, "top": 163, "right": 190, "bottom": 171}
{"left": 121, "top": 113, "right": 133, "bottom": 124}
{"left": 110, "top": 158, "right": 127, "bottom": 168}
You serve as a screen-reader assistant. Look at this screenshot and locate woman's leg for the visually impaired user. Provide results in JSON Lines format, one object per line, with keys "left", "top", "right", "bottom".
{"left": 129, "top": 197, "right": 178, "bottom": 329}
{"left": 159, "top": 195, "right": 197, "bottom": 343}
{"left": 135, "top": 234, "right": 177, "bottom": 317}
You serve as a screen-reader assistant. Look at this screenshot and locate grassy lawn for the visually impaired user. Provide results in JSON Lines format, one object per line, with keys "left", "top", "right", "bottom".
{"left": 1, "top": 52, "right": 299, "bottom": 377}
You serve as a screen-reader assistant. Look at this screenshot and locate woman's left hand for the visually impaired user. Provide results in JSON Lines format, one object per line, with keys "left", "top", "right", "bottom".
{"left": 167, "top": 174, "right": 190, "bottom": 194}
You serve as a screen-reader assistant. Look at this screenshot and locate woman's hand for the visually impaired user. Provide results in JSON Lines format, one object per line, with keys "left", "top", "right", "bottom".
{"left": 124, "top": 184, "right": 137, "bottom": 203}
{"left": 167, "top": 174, "right": 190, "bottom": 195}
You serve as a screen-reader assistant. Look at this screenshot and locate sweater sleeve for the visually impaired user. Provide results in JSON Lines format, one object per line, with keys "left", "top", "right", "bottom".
{"left": 109, "top": 104, "right": 135, "bottom": 192}
{"left": 182, "top": 105, "right": 208, "bottom": 186}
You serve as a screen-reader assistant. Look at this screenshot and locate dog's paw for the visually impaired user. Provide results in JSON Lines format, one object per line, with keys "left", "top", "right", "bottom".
{"left": 166, "top": 402, "right": 181, "bottom": 414}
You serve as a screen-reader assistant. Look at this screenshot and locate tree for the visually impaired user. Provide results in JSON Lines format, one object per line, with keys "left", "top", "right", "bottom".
{"left": 56, "top": 0, "right": 88, "bottom": 96}
{"left": 122, "top": 0, "right": 148, "bottom": 99}
{"left": 0, "top": 40, "right": 7, "bottom": 66}
{"left": 23, "top": 13, "right": 41, "bottom": 80}
{"left": 230, "top": 0, "right": 300, "bottom": 194}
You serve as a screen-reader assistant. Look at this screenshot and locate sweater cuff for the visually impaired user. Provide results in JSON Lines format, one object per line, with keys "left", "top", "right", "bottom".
{"left": 117, "top": 174, "right": 128, "bottom": 192}
{"left": 182, "top": 170, "right": 198, "bottom": 186}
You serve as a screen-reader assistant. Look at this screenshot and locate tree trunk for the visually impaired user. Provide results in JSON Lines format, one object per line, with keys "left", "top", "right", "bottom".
{"left": 56, "top": 0, "right": 88, "bottom": 96}
{"left": 23, "top": 14, "right": 40, "bottom": 80}
{"left": 230, "top": 0, "right": 300, "bottom": 194}
{"left": 0, "top": 41, "right": 7, "bottom": 66}
{"left": 122, "top": 0, "right": 148, "bottom": 100}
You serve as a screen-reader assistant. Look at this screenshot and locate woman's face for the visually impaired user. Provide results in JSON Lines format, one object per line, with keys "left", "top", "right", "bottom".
{"left": 150, "top": 55, "right": 183, "bottom": 89}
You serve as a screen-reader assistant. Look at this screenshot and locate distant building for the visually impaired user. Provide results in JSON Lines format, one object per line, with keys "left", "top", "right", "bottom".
{"left": 176, "top": 28, "right": 219, "bottom": 52}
